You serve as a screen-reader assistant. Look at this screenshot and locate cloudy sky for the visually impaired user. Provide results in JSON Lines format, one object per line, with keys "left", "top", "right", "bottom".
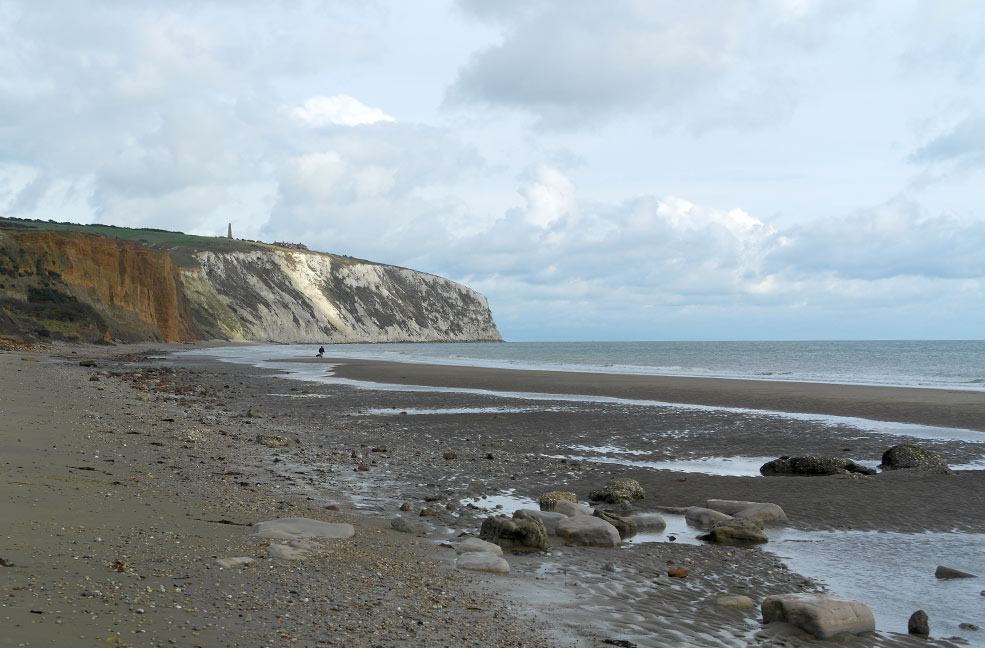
{"left": 1, "top": 1, "right": 983, "bottom": 341}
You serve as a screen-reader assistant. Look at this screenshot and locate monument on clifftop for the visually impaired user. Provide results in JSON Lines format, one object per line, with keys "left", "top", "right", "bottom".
{"left": 227, "top": 223, "right": 232, "bottom": 239}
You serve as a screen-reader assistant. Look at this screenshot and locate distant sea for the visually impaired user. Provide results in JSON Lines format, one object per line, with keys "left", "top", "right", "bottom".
{"left": 199, "top": 340, "right": 985, "bottom": 392}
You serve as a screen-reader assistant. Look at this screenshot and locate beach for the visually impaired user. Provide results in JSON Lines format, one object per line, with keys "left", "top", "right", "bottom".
{"left": 2, "top": 343, "right": 982, "bottom": 647}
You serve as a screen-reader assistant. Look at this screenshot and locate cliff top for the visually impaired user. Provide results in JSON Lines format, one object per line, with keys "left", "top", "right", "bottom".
{"left": 0, "top": 217, "right": 372, "bottom": 269}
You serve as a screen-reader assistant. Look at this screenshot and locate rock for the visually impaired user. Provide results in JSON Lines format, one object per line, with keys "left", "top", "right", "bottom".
{"left": 588, "top": 478, "right": 645, "bottom": 503}
{"left": 698, "top": 518, "right": 768, "bottom": 544}
{"left": 538, "top": 491, "right": 578, "bottom": 511}
{"left": 631, "top": 513, "right": 667, "bottom": 530}
{"left": 79, "top": 360, "right": 97, "bottom": 367}
{"left": 959, "top": 623, "right": 979, "bottom": 631}
{"left": 556, "top": 515, "right": 621, "bottom": 547}
{"left": 685, "top": 506, "right": 733, "bottom": 529}
{"left": 879, "top": 444, "right": 951, "bottom": 474}
{"left": 256, "top": 433, "right": 299, "bottom": 448}
{"left": 457, "top": 552, "right": 510, "bottom": 574}
{"left": 707, "top": 499, "right": 788, "bottom": 524}
{"left": 215, "top": 557, "right": 254, "bottom": 568}
{"left": 456, "top": 538, "right": 503, "bottom": 556}
{"left": 246, "top": 406, "right": 267, "bottom": 418}
{"left": 356, "top": 464, "right": 370, "bottom": 471}
{"left": 419, "top": 507, "right": 437, "bottom": 517}
{"left": 480, "top": 513, "right": 548, "bottom": 552}
{"left": 513, "top": 509, "right": 567, "bottom": 536}
{"left": 391, "top": 517, "right": 429, "bottom": 535}
{"left": 935, "top": 565, "right": 977, "bottom": 579}
{"left": 399, "top": 502, "right": 411, "bottom": 512}
{"left": 442, "top": 452, "right": 457, "bottom": 460}
{"left": 554, "top": 500, "right": 595, "bottom": 517}
{"left": 716, "top": 595, "right": 754, "bottom": 609}
{"left": 667, "top": 567, "right": 688, "bottom": 578}
{"left": 593, "top": 509, "right": 637, "bottom": 539}
{"left": 760, "top": 456, "right": 876, "bottom": 476}
{"left": 252, "top": 517, "right": 355, "bottom": 540}
{"left": 762, "top": 594, "right": 875, "bottom": 639}
{"left": 908, "top": 610, "right": 929, "bottom": 635}
{"left": 265, "top": 543, "right": 311, "bottom": 560}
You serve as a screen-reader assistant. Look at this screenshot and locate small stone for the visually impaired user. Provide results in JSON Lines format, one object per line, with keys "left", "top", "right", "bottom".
{"left": 391, "top": 517, "right": 429, "bottom": 535}
{"left": 908, "top": 610, "right": 929, "bottom": 635}
{"left": 442, "top": 452, "right": 457, "bottom": 460}
{"left": 959, "top": 623, "right": 979, "bottom": 631}
{"left": 256, "top": 434, "right": 299, "bottom": 448}
{"left": 399, "top": 502, "right": 411, "bottom": 512}
{"left": 356, "top": 464, "right": 370, "bottom": 471}
{"left": 419, "top": 508, "right": 437, "bottom": 517}
{"left": 667, "top": 567, "right": 688, "bottom": 578}
{"left": 246, "top": 406, "right": 267, "bottom": 418}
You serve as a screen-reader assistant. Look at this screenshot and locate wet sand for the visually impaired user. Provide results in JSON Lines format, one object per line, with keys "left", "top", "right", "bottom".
{"left": 322, "top": 358, "right": 985, "bottom": 432}
{"left": 3, "top": 343, "right": 981, "bottom": 647}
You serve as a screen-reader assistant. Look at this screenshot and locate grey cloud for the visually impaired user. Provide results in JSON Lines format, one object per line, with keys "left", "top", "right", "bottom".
{"left": 448, "top": 0, "right": 854, "bottom": 129}
{"left": 910, "top": 114, "right": 985, "bottom": 166}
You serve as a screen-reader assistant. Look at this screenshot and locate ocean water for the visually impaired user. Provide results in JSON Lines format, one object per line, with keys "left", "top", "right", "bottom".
{"left": 201, "top": 340, "right": 985, "bottom": 390}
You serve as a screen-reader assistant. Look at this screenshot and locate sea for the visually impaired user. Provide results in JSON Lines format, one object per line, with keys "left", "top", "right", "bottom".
{"left": 196, "top": 339, "right": 985, "bottom": 391}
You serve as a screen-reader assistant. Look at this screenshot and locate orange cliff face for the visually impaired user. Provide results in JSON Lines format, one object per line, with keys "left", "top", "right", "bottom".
{"left": 1, "top": 230, "right": 199, "bottom": 342}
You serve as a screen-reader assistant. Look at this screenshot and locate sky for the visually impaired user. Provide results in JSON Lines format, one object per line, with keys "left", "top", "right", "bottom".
{"left": 1, "top": 0, "right": 983, "bottom": 341}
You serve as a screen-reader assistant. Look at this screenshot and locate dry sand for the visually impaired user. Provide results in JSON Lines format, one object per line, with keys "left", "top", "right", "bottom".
{"left": 2, "top": 343, "right": 981, "bottom": 647}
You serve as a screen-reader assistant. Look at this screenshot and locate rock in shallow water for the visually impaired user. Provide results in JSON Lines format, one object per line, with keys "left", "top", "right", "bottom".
{"left": 879, "top": 444, "right": 952, "bottom": 474}
{"left": 593, "top": 509, "right": 637, "bottom": 539}
{"left": 685, "top": 506, "right": 732, "bottom": 529}
{"left": 762, "top": 593, "right": 875, "bottom": 639}
{"left": 760, "top": 456, "right": 876, "bottom": 476}
{"left": 935, "top": 565, "right": 977, "bottom": 579}
{"left": 514, "top": 509, "right": 567, "bottom": 536}
{"left": 456, "top": 538, "right": 503, "bottom": 556}
{"left": 908, "top": 610, "right": 929, "bottom": 635}
{"left": 554, "top": 500, "right": 595, "bottom": 518}
{"left": 698, "top": 518, "right": 768, "bottom": 544}
{"left": 707, "top": 499, "right": 788, "bottom": 524}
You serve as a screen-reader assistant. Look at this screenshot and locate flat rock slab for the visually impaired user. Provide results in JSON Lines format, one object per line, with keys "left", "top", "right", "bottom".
{"left": 554, "top": 500, "right": 595, "bottom": 518}
{"left": 514, "top": 509, "right": 568, "bottom": 535}
{"left": 215, "top": 557, "right": 254, "bottom": 569}
{"left": 457, "top": 551, "right": 510, "bottom": 574}
{"left": 253, "top": 517, "right": 355, "bottom": 540}
{"left": 762, "top": 593, "right": 875, "bottom": 639}
{"left": 456, "top": 538, "right": 504, "bottom": 555}
{"left": 556, "top": 515, "right": 621, "bottom": 547}
{"left": 707, "top": 499, "right": 788, "bottom": 524}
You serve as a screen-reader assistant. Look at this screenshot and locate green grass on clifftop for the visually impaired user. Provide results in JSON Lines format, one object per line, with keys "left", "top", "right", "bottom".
{"left": 0, "top": 217, "right": 372, "bottom": 268}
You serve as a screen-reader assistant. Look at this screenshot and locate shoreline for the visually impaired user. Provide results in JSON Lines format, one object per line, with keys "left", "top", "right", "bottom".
{"left": 308, "top": 357, "right": 985, "bottom": 432}
{"left": 4, "top": 342, "right": 981, "bottom": 646}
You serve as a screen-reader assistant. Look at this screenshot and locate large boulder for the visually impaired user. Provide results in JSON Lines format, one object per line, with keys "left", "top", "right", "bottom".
{"left": 556, "top": 516, "right": 621, "bottom": 547}
{"left": 685, "top": 506, "right": 733, "bottom": 529}
{"left": 538, "top": 491, "right": 578, "bottom": 511}
{"left": 588, "top": 478, "right": 645, "bottom": 504}
{"left": 479, "top": 512, "right": 548, "bottom": 552}
{"left": 707, "top": 499, "right": 788, "bottom": 524}
{"left": 699, "top": 518, "right": 768, "bottom": 544}
{"left": 554, "top": 500, "right": 595, "bottom": 517}
{"left": 879, "top": 444, "right": 952, "bottom": 474}
{"left": 514, "top": 509, "right": 567, "bottom": 536}
{"left": 760, "top": 456, "right": 876, "bottom": 476}
{"left": 593, "top": 509, "right": 637, "bottom": 539}
{"left": 762, "top": 594, "right": 875, "bottom": 639}
{"left": 457, "top": 552, "right": 510, "bottom": 574}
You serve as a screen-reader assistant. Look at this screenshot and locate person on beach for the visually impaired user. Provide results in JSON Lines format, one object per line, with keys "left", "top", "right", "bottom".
{"left": 317, "top": 346, "right": 325, "bottom": 358}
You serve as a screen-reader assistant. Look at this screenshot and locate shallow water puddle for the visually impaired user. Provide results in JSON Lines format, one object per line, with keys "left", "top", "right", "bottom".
{"left": 548, "top": 453, "right": 781, "bottom": 477}
{"left": 460, "top": 490, "right": 537, "bottom": 515}
{"left": 365, "top": 405, "right": 548, "bottom": 416}
{"left": 623, "top": 513, "right": 704, "bottom": 546}
{"left": 762, "top": 528, "right": 985, "bottom": 639}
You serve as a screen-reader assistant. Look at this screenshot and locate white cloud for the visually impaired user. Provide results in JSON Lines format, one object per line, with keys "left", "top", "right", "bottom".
{"left": 291, "top": 95, "right": 396, "bottom": 127}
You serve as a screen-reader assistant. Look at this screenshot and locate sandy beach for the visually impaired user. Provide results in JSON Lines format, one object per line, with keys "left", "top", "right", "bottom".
{"left": 2, "top": 343, "right": 982, "bottom": 647}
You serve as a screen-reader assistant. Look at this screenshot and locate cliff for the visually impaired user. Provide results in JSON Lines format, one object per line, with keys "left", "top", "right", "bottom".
{"left": 0, "top": 220, "right": 501, "bottom": 344}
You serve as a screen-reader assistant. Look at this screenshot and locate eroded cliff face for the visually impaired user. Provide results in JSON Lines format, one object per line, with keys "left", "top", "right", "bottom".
{"left": 0, "top": 230, "right": 197, "bottom": 342}
{"left": 0, "top": 227, "right": 501, "bottom": 344}
{"left": 185, "top": 250, "right": 502, "bottom": 343}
